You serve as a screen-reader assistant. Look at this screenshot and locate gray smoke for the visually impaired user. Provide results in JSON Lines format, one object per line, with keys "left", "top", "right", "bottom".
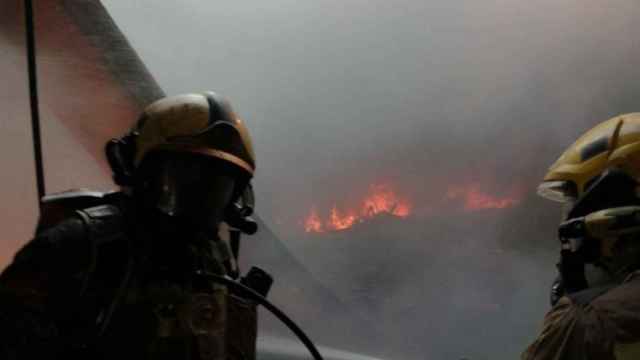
{"left": 102, "top": 0, "right": 640, "bottom": 232}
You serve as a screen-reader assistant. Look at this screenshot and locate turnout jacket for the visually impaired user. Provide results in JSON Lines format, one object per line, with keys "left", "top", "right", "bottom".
{"left": 522, "top": 272, "right": 640, "bottom": 360}
{"left": 0, "top": 192, "right": 257, "bottom": 360}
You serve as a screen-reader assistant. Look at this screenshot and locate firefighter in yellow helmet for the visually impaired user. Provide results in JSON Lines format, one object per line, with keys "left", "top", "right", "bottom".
{"left": 0, "top": 92, "right": 269, "bottom": 360}
{"left": 523, "top": 113, "right": 640, "bottom": 360}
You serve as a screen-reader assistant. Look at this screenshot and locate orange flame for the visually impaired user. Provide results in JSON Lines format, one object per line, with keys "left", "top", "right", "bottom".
{"left": 447, "top": 185, "right": 519, "bottom": 210}
{"left": 392, "top": 202, "right": 411, "bottom": 217}
{"left": 304, "top": 207, "right": 324, "bottom": 233}
{"left": 362, "top": 184, "right": 412, "bottom": 218}
{"left": 304, "top": 184, "right": 412, "bottom": 233}
{"left": 327, "top": 206, "right": 358, "bottom": 231}
{"left": 304, "top": 182, "right": 520, "bottom": 233}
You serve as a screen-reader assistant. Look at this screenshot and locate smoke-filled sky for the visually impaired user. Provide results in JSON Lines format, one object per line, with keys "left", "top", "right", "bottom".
{"left": 3, "top": 0, "right": 640, "bottom": 359}
{"left": 101, "top": 0, "right": 640, "bottom": 230}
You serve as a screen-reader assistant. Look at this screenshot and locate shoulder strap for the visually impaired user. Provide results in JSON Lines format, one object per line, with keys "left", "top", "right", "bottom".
{"left": 75, "top": 204, "right": 127, "bottom": 245}
{"left": 62, "top": 204, "right": 133, "bottom": 354}
{"left": 36, "top": 190, "right": 121, "bottom": 233}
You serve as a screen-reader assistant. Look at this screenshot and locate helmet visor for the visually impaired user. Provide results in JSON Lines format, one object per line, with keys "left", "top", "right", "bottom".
{"left": 140, "top": 152, "right": 236, "bottom": 232}
{"left": 537, "top": 180, "right": 577, "bottom": 203}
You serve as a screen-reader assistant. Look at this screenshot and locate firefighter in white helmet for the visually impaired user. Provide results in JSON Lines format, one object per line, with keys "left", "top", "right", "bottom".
{"left": 523, "top": 113, "right": 640, "bottom": 360}
{"left": 0, "top": 92, "right": 268, "bottom": 360}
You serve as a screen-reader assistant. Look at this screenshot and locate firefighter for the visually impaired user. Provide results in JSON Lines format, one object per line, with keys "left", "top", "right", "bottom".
{"left": 0, "top": 91, "right": 262, "bottom": 360}
{"left": 523, "top": 113, "right": 640, "bottom": 360}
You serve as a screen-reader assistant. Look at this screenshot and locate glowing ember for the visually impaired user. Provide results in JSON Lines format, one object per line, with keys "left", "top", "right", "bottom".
{"left": 392, "top": 202, "right": 411, "bottom": 217}
{"left": 447, "top": 185, "right": 519, "bottom": 210}
{"left": 304, "top": 184, "right": 412, "bottom": 233}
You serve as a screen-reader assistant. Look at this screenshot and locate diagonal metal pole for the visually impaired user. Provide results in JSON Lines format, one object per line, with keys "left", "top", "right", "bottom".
{"left": 24, "top": 0, "right": 46, "bottom": 210}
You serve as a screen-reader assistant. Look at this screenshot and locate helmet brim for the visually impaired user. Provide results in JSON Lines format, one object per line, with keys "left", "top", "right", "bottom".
{"left": 537, "top": 180, "right": 577, "bottom": 203}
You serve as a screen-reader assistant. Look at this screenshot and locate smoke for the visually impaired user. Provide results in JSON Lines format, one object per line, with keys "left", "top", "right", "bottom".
{"left": 2, "top": 0, "right": 640, "bottom": 359}
{"left": 103, "top": 0, "right": 640, "bottom": 233}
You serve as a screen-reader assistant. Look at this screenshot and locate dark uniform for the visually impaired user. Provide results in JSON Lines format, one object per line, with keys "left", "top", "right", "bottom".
{"left": 0, "top": 191, "right": 256, "bottom": 360}
{"left": 0, "top": 92, "right": 260, "bottom": 360}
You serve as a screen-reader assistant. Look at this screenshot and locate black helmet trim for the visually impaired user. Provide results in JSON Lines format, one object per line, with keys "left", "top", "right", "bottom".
{"left": 204, "top": 92, "right": 234, "bottom": 126}
{"left": 567, "top": 169, "right": 640, "bottom": 219}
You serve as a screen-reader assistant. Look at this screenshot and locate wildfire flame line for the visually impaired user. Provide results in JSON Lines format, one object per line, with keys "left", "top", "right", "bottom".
{"left": 304, "top": 183, "right": 520, "bottom": 234}
{"left": 304, "top": 184, "right": 412, "bottom": 233}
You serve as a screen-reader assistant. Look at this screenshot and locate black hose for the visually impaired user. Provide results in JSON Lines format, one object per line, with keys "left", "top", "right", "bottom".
{"left": 24, "top": 0, "right": 46, "bottom": 209}
{"left": 196, "top": 271, "right": 325, "bottom": 360}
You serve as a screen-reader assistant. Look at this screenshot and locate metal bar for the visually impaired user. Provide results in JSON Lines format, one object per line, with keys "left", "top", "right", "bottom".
{"left": 24, "top": 0, "right": 46, "bottom": 210}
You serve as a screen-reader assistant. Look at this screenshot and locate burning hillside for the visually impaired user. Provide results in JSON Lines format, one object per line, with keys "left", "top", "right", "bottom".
{"left": 304, "top": 184, "right": 412, "bottom": 233}
{"left": 304, "top": 182, "right": 522, "bottom": 233}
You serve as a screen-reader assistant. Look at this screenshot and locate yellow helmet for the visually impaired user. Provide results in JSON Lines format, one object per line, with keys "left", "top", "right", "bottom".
{"left": 133, "top": 91, "right": 255, "bottom": 177}
{"left": 105, "top": 92, "right": 258, "bottom": 235}
{"left": 538, "top": 113, "right": 640, "bottom": 202}
{"left": 106, "top": 91, "right": 255, "bottom": 188}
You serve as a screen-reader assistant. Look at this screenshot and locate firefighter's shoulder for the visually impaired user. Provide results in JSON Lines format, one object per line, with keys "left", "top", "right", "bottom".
{"left": 11, "top": 190, "right": 127, "bottom": 270}
{"left": 589, "top": 273, "right": 640, "bottom": 359}
{"left": 523, "top": 277, "right": 640, "bottom": 360}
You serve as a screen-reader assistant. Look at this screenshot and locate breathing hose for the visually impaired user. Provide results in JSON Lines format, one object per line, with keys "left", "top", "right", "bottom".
{"left": 196, "top": 271, "right": 324, "bottom": 360}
